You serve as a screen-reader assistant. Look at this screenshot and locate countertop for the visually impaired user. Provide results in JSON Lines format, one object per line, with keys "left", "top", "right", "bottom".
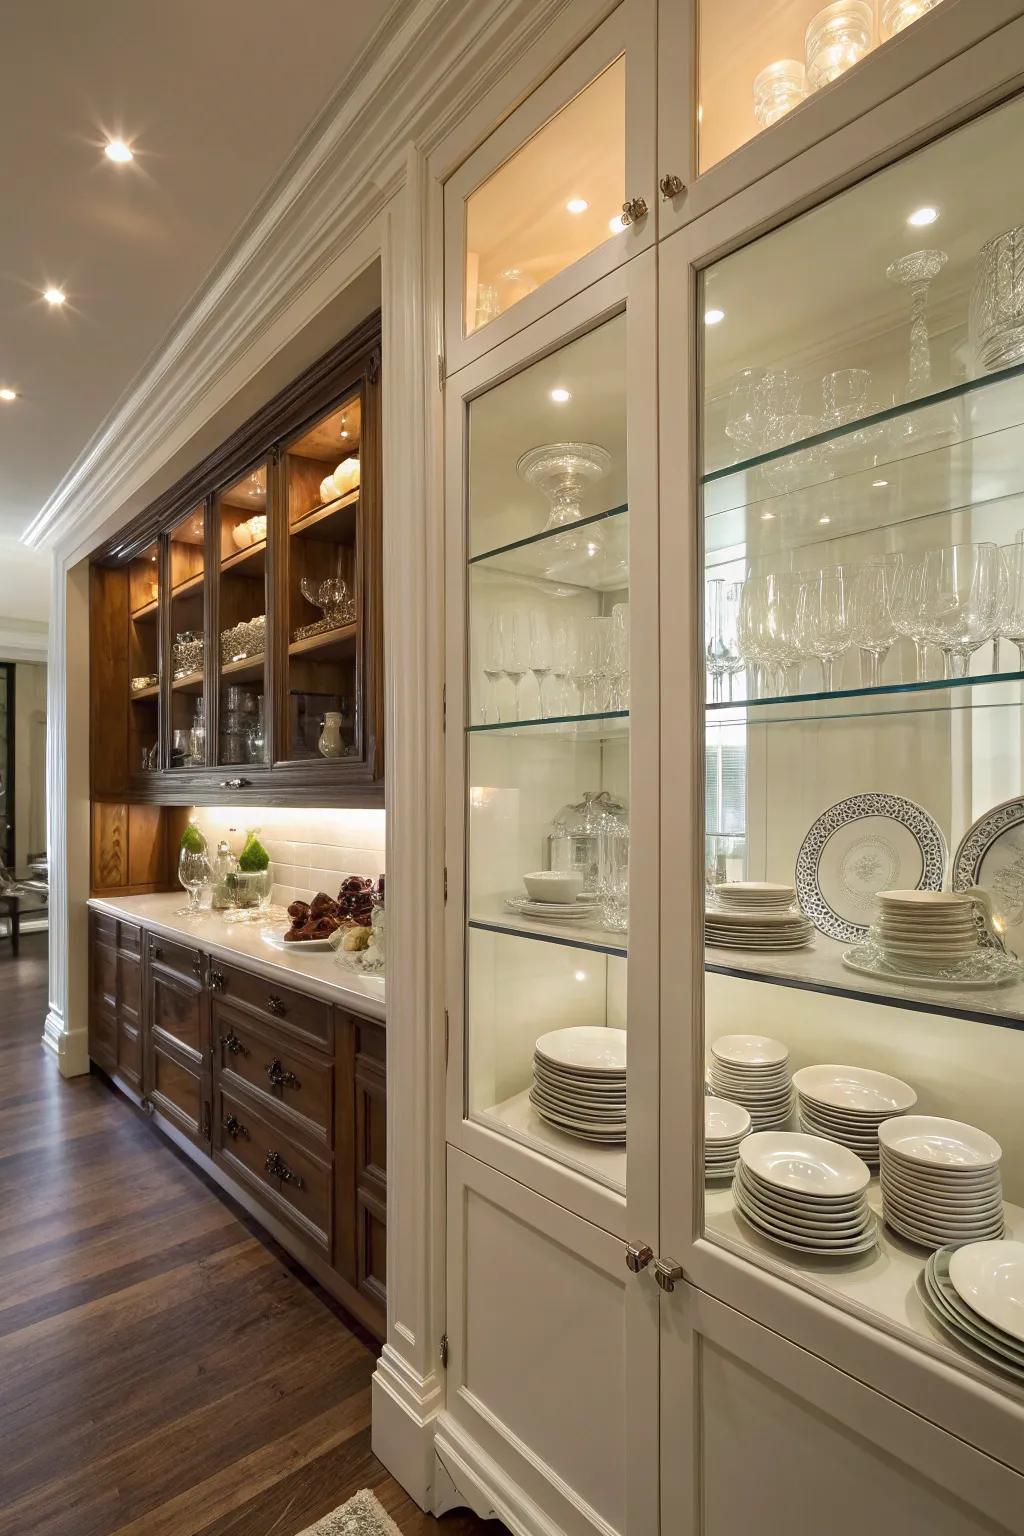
{"left": 87, "top": 893, "right": 385, "bottom": 1022}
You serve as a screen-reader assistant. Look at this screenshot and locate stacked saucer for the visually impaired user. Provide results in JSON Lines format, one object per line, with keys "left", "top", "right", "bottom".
{"left": 708, "top": 1035, "right": 792, "bottom": 1130}
{"left": 793, "top": 1064, "right": 917, "bottom": 1167}
{"left": 530, "top": 1026, "right": 627, "bottom": 1145}
{"left": 874, "top": 890, "right": 980, "bottom": 973}
{"left": 733, "top": 1131, "right": 877, "bottom": 1256}
{"left": 918, "top": 1241, "right": 1024, "bottom": 1381}
{"left": 879, "top": 1115, "right": 1004, "bottom": 1249}
{"left": 704, "top": 1096, "right": 751, "bottom": 1181}
{"left": 713, "top": 881, "right": 798, "bottom": 912}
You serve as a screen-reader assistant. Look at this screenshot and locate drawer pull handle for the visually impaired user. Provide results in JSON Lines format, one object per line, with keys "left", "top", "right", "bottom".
{"left": 223, "top": 1114, "right": 250, "bottom": 1141}
{"left": 219, "top": 1031, "right": 249, "bottom": 1056}
{"left": 210, "top": 969, "right": 226, "bottom": 992}
{"left": 219, "top": 778, "right": 251, "bottom": 789}
{"left": 267, "top": 994, "right": 287, "bottom": 1017}
{"left": 192, "top": 953, "right": 203, "bottom": 977}
{"left": 265, "top": 1150, "right": 303, "bottom": 1187}
{"left": 265, "top": 1057, "right": 300, "bottom": 1090}
{"left": 151, "top": 943, "right": 163, "bottom": 960}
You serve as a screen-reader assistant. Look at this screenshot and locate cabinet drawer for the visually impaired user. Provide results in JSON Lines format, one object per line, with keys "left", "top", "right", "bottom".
{"left": 216, "top": 1090, "right": 331, "bottom": 1254}
{"left": 90, "top": 909, "right": 116, "bottom": 947}
{"left": 214, "top": 1004, "right": 332, "bottom": 1144}
{"left": 118, "top": 1021, "right": 142, "bottom": 1086}
{"left": 117, "top": 920, "right": 141, "bottom": 956}
{"left": 151, "top": 1042, "right": 207, "bottom": 1145}
{"left": 209, "top": 961, "right": 331, "bottom": 1049}
{"left": 147, "top": 931, "right": 204, "bottom": 986}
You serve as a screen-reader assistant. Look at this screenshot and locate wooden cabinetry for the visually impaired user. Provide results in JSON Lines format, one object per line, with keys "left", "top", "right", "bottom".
{"left": 86, "top": 910, "right": 386, "bottom": 1337}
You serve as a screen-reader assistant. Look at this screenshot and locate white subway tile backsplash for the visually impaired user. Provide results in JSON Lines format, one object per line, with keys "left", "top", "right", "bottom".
{"left": 189, "top": 806, "right": 385, "bottom": 901}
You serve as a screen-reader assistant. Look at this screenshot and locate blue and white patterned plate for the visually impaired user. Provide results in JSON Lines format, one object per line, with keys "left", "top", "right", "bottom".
{"left": 952, "top": 795, "right": 1024, "bottom": 957}
{"left": 795, "top": 793, "right": 946, "bottom": 944}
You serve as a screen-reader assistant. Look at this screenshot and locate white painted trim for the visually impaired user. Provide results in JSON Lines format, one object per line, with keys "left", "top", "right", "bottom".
{"left": 371, "top": 1345, "right": 445, "bottom": 1510}
{"left": 42, "top": 1009, "right": 89, "bottom": 1078}
{"left": 434, "top": 1414, "right": 567, "bottom": 1535}
{"left": 0, "top": 621, "right": 48, "bottom": 661}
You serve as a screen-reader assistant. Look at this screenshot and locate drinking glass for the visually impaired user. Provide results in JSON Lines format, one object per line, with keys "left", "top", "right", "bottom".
{"left": 502, "top": 613, "right": 529, "bottom": 719}
{"left": 800, "top": 566, "right": 854, "bottom": 691}
{"left": 550, "top": 620, "right": 577, "bottom": 715}
{"left": 610, "top": 602, "right": 630, "bottom": 710}
{"left": 705, "top": 579, "right": 726, "bottom": 701}
{"left": 529, "top": 610, "right": 553, "bottom": 718}
{"left": 482, "top": 614, "right": 505, "bottom": 723}
{"left": 805, "top": 1, "right": 873, "bottom": 91}
{"left": 919, "top": 543, "right": 1001, "bottom": 679}
{"left": 752, "top": 60, "right": 807, "bottom": 128}
{"left": 318, "top": 577, "right": 351, "bottom": 626}
{"left": 891, "top": 557, "right": 930, "bottom": 682}
{"left": 971, "top": 226, "right": 1024, "bottom": 374}
{"left": 178, "top": 847, "right": 212, "bottom": 918}
{"left": 998, "top": 544, "right": 1024, "bottom": 669}
{"left": 850, "top": 558, "right": 899, "bottom": 688}
{"left": 597, "top": 814, "right": 629, "bottom": 932}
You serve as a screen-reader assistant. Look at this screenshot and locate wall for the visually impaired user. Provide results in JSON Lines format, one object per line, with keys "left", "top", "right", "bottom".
{"left": 187, "top": 804, "right": 385, "bottom": 907}
{"left": 13, "top": 662, "right": 47, "bottom": 866}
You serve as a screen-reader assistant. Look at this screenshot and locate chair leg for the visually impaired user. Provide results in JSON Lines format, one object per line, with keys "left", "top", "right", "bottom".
{"left": 10, "top": 907, "right": 20, "bottom": 958}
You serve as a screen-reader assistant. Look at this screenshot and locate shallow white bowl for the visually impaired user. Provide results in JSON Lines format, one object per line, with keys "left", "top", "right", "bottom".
{"left": 523, "top": 870, "right": 585, "bottom": 904}
{"left": 711, "top": 1034, "right": 789, "bottom": 1067}
{"left": 534, "top": 1025, "right": 627, "bottom": 1073}
{"left": 948, "top": 1241, "right": 1024, "bottom": 1342}
{"left": 793, "top": 1064, "right": 916, "bottom": 1116}
{"left": 705, "top": 1096, "right": 751, "bottom": 1141}
{"left": 879, "top": 1115, "right": 1002, "bottom": 1170}
{"left": 739, "top": 1130, "right": 870, "bottom": 1197}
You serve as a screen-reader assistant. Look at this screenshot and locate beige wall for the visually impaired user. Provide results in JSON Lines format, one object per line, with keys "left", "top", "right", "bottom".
{"left": 13, "top": 661, "right": 47, "bottom": 867}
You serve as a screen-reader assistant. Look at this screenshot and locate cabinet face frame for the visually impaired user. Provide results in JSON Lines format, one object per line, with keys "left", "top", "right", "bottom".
{"left": 443, "top": 252, "right": 660, "bottom": 1249}
{"left": 442, "top": 0, "right": 657, "bottom": 378}
{"left": 657, "top": 47, "right": 1024, "bottom": 1477}
{"left": 657, "top": 0, "right": 1024, "bottom": 241}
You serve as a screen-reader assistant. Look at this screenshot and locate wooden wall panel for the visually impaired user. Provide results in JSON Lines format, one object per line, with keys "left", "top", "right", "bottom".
{"left": 90, "top": 565, "right": 130, "bottom": 798}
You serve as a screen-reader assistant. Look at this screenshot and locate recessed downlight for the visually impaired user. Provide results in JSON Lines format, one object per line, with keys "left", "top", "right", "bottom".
{"left": 908, "top": 205, "right": 938, "bottom": 227}
{"left": 704, "top": 308, "right": 726, "bottom": 325}
{"left": 818, "top": 514, "right": 831, "bottom": 525}
{"left": 608, "top": 214, "right": 627, "bottom": 235}
{"left": 43, "top": 287, "right": 66, "bottom": 306}
{"left": 565, "top": 197, "right": 589, "bottom": 215}
{"left": 872, "top": 479, "right": 889, "bottom": 488}
{"left": 549, "top": 387, "right": 572, "bottom": 404}
{"left": 104, "top": 138, "right": 134, "bottom": 163}
{"left": 0, "top": 388, "right": 16, "bottom": 402}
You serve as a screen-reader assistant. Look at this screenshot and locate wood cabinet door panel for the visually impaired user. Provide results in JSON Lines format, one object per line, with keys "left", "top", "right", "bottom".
{"left": 150, "top": 968, "right": 206, "bottom": 1063}
{"left": 150, "top": 1044, "right": 207, "bottom": 1146}
{"left": 117, "top": 950, "right": 141, "bottom": 1026}
{"left": 215, "top": 1090, "right": 332, "bottom": 1256}
{"left": 213, "top": 1002, "right": 332, "bottom": 1146}
{"left": 354, "top": 1020, "right": 386, "bottom": 1308}
{"left": 117, "top": 1022, "right": 142, "bottom": 1088}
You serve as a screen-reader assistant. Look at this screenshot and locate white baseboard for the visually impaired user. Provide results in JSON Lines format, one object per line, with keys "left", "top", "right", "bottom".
{"left": 42, "top": 1010, "right": 90, "bottom": 1078}
{"left": 433, "top": 1414, "right": 568, "bottom": 1536}
{"left": 371, "top": 1344, "right": 444, "bottom": 1510}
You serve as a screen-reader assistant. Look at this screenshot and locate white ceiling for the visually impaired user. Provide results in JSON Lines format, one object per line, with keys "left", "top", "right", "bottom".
{"left": 0, "top": 0, "right": 398, "bottom": 544}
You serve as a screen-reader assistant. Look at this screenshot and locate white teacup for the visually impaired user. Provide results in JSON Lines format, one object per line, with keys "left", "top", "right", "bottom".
{"left": 523, "top": 870, "right": 584, "bottom": 904}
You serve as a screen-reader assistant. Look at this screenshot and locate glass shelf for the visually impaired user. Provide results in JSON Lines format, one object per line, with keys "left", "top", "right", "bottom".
{"left": 468, "top": 899, "right": 628, "bottom": 958}
{"left": 466, "top": 709, "right": 629, "bottom": 740}
{"left": 469, "top": 505, "right": 628, "bottom": 591}
{"left": 706, "top": 671, "right": 1024, "bottom": 724}
{"left": 475, "top": 1091, "right": 626, "bottom": 1195}
{"left": 706, "top": 937, "right": 1024, "bottom": 1033}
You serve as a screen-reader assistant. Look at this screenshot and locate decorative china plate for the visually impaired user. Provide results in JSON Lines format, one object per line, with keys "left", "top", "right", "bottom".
{"left": 952, "top": 795, "right": 1024, "bottom": 957}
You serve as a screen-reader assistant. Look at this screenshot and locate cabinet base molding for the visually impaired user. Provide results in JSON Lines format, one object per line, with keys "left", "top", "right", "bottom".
{"left": 370, "top": 1344, "right": 445, "bottom": 1512}
{"left": 433, "top": 1415, "right": 584, "bottom": 1536}
{"left": 43, "top": 1009, "right": 90, "bottom": 1078}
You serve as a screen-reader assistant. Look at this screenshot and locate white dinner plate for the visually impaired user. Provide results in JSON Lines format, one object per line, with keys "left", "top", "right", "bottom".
{"left": 705, "top": 1096, "right": 751, "bottom": 1140}
{"left": 736, "top": 1167, "right": 869, "bottom": 1229}
{"left": 711, "top": 1034, "right": 789, "bottom": 1066}
{"left": 714, "top": 881, "right": 796, "bottom": 901}
{"left": 797, "top": 1096, "right": 893, "bottom": 1126}
{"left": 948, "top": 1240, "right": 1024, "bottom": 1343}
{"left": 878, "top": 1116, "right": 1002, "bottom": 1169}
{"left": 739, "top": 1130, "right": 870, "bottom": 1197}
{"left": 534, "top": 1026, "right": 627, "bottom": 1074}
{"left": 262, "top": 929, "right": 336, "bottom": 953}
{"left": 733, "top": 1187, "right": 878, "bottom": 1256}
{"left": 952, "top": 797, "right": 1024, "bottom": 958}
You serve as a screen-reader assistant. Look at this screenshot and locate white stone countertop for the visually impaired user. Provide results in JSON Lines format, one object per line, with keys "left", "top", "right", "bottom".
{"left": 87, "top": 892, "right": 385, "bottom": 1022}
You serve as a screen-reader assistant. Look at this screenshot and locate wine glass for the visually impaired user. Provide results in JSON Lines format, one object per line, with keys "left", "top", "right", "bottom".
{"left": 177, "top": 847, "right": 211, "bottom": 918}
{"left": 502, "top": 613, "right": 529, "bottom": 720}
{"left": 529, "top": 610, "right": 553, "bottom": 718}
{"left": 551, "top": 619, "right": 578, "bottom": 715}
{"left": 891, "top": 557, "right": 930, "bottom": 683}
{"left": 998, "top": 543, "right": 1024, "bottom": 670}
{"left": 919, "top": 542, "right": 1001, "bottom": 679}
{"left": 799, "top": 566, "right": 854, "bottom": 692}
{"left": 610, "top": 602, "right": 630, "bottom": 710}
{"left": 850, "top": 559, "right": 900, "bottom": 688}
{"left": 300, "top": 575, "right": 322, "bottom": 612}
{"left": 482, "top": 613, "right": 505, "bottom": 723}
{"left": 705, "top": 579, "right": 727, "bottom": 701}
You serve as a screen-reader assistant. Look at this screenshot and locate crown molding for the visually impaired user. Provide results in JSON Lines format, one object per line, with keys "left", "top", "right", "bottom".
{"left": 26, "top": 0, "right": 575, "bottom": 554}
{"left": 0, "top": 619, "right": 49, "bottom": 661}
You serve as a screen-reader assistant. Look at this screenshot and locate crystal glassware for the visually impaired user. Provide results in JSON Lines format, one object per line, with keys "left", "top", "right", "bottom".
{"left": 516, "top": 442, "right": 612, "bottom": 531}
{"left": 880, "top": 0, "right": 942, "bottom": 39}
{"left": 529, "top": 610, "right": 553, "bottom": 718}
{"left": 887, "top": 249, "right": 948, "bottom": 400}
{"left": 177, "top": 846, "right": 212, "bottom": 918}
{"left": 919, "top": 542, "right": 1001, "bottom": 679}
{"left": 970, "top": 226, "right": 1024, "bottom": 375}
{"left": 318, "top": 577, "right": 351, "bottom": 626}
{"left": 597, "top": 813, "right": 629, "bottom": 933}
{"left": 799, "top": 566, "right": 854, "bottom": 691}
{"left": 850, "top": 559, "right": 900, "bottom": 688}
{"left": 805, "top": 1, "right": 873, "bottom": 91}
{"left": 752, "top": 59, "right": 807, "bottom": 128}
{"left": 482, "top": 613, "right": 505, "bottom": 723}
{"left": 188, "top": 697, "right": 206, "bottom": 765}
{"left": 550, "top": 619, "right": 578, "bottom": 715}
{"left": 891, "top": 556, "right": 930, "bottom": 682}
{"left": 502, "top": 613, "right": 529, "bottom": 719}
{"left": 998, "top": 543, "right": 1024, "bottom": 669}
{"left": 609, "top": 601, "right": 630, "bottom": 710}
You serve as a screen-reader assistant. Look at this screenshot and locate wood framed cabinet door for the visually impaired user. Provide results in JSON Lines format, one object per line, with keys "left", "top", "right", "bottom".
{"left": 115, "top": 923, "right": 143, "bottom": 1091}
{"left": 144, "top": 932, "right": 211, "bottom": 1151}
{"left": 87, "top": 910, "right": 118, "bottom": 1074}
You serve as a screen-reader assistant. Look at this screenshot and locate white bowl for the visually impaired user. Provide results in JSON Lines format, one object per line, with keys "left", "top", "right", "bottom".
{"left": 523, "top": 870, "right": 584, "bottom": 904}
{"left": 879, "top": 1115, "right": 1002, "bottom": 1170}
{"left": 948, "top": 1241, "right": 1024, "bottom": 1342}
{"left": 711, "top": 1033, "right": 788, "bottom": 1067}
{"left": 792, "top": 1064, "right": 917, "bottom": 1116}
{"left": 705, "top": 1096, "right": 751, "bottom": 1142}
{"left": 739, "top": 1130, "right": 871, "bottom": 1197}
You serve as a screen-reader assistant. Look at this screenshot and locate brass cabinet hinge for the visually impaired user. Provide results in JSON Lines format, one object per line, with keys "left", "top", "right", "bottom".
{"left": 440, "top": 1333, "right": 449, "bottom": 1368}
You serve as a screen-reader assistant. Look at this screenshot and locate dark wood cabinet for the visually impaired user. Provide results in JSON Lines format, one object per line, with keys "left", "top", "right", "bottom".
{"left": 87, "top": 910, "right": 386, "bottom": 1337}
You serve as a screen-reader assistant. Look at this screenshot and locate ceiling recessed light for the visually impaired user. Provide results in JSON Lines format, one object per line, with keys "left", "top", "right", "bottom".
{"left": 43, "top": 287, "right": 66, "bottom": 306}
{"left": 565, "top": 197, "right": 589, "bottom": 215}
{"left": 704, "top": 308, "right": 726, "bottom": 325}
{"left": 0, "top": 388, "right": 16, "bottom": 402}
{"left": 549, "top": 387, "right": 572, "bottom": 404}
{"left": 818, "top": 514, "right": 831, "bottom": 525}
{"left": 872, "top": 479, "right": 889, "bottom": 488}
{"left": 104, "top": 138, "right": 133, "bottom": 164}
{"left": 608, "top": 214, "right": 626, "bottom": 235}
{"left": 760, "top": 511, "right": 775, "bottom": 521}
{"left": 908, "top": 205, "right": 938, "bottom": 227}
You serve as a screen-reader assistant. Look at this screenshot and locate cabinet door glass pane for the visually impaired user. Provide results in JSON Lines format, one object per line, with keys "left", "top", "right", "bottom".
{"left": 215, "top": 467, "right": 268, "bottom": 766}
{"left": 465, "top": 315, "right": 630, "bottom": 1194}
{"left": 128, "top": 540, "right": 160, "bottom": 774}
{"left": 698, "top": 0, "right": 948, "bottom": 174}
{"left": 464, "top": 56, "right": 625, "bottom": 337}
{"left": 698, "top": 96, "right": 1024, "bottom": 1384}
{"left": 284, "top": 394, "right": 361, "bottom": 761}
{"left": 169, "top": 507, "right": 207, "bottom": 768}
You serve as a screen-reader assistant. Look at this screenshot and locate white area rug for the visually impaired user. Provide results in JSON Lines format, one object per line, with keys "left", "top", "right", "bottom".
{"left": 297, "top": 1487, "right": 403, "bottom": 1535}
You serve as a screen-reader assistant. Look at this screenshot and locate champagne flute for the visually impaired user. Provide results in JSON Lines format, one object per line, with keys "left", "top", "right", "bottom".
{"left": 502, "top": 613, "right": 529, "bottom": 720}
{"left": 529, "top": 610, "right": 553, "bottom": 718}
{"left": 482, "top": 613, "right": 504, "bottom": 723}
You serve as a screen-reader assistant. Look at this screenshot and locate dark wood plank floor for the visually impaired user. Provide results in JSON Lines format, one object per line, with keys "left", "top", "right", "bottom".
{"left": 0, "top": 936, "right": 506, "bottom": 1536}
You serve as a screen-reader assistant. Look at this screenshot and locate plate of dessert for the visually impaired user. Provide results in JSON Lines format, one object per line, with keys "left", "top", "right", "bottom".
{"left": 263, "top": 875, "right": 382, "bottom": 951}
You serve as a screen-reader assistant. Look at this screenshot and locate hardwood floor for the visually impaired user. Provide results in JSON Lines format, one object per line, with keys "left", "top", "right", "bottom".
{"left": 0, "top": 936, "right": 506, "bottom": 1536}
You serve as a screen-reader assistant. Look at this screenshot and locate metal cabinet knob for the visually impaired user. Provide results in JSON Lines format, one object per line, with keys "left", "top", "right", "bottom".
{"left": 267, "top": 994, "right": 287, "bottom": 1017}
{"left": 659, "top": 172, "right": 685, "bottom": 199}
{"left": 265, "top": 1057, "right": 300, "bottom": 1090}
{"left": 210, "top": 969, "right": 226, "bottom": 992}
{"left": 222, "top": 1114, "right": 249, "bottom": 1141}
{"left": 219, "top": 1031, "right": 248, "bottom": 1056}
{"left": 265, "top": 1150, "right": 303, "bottom": 1187}
{"left": 625, "top": 1242, "right": 653, "bottom": 1274}
{"left": 151, "top": 943, "right": 163, "bottom": 960}
{"left": 654, "top": 1257, "right": 684, "bottom": 1293}
{"left": 621, "top": 195, "right": 649, "bottom": 225}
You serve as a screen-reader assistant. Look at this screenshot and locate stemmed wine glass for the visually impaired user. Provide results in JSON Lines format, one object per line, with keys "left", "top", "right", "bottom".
{"left": 177, "top": 847, "right": 211, "bottom": 918}
{"left": 482, "top": 614, "right": 505, "bottom": 723}
{"left": 799, "top": 566, "right": 854, "bottom": 692}
{"left": 891, "top": 557, "right": 930, "bottom": 683}
{"left": 850, "top": 558, "right": 900, "bottom": 688}
{"left": 918, "top": 542, "right": 1001, "bottom": 679}
{"left": 998, "top": 543, "right": 1024, "bottom": 670}
{"left": 550, "top": 620, "right": 577, "bottom": 715}
{"left": 502, "top": 613, "right": 529, "bottom": 720}
{"left": 609, "top": 603, "right": 630, "bottom": 709}
{"left": 529, "top": 611, "right": 553, "bottom": 718}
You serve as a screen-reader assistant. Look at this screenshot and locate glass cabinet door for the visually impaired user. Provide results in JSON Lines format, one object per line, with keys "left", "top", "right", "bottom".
{"left": 697, "top": 0, "right": 949, "bottom": 174}
{"left": 214, "top": 465, "right": 269, "bottom": 768}
{"left": 462, "top": 314, "right": 632, "bottom": 1196}
{"left": 282, "top": 390, "right": 362, "bottom": 762}
{"left": 127, "top": 539, "right": 160, "bottom": 775}
{"left": 167, "top": 505, "right": 208, "bottom": 769}
{"left": 692, "top": 92, "right": 1024, "bottom": 1383}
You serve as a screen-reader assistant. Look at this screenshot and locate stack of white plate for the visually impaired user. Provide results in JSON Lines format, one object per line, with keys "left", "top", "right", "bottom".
{"left": 713, "top": 881, "right": 798, "bottom": 912}
{"left": 529, "top": 1026, "right": 627, "bottom": 1145}
{"left": 732, "top": 1131, "right": 877, "bottom": 1256}
{"left": 879, "top": 1115, "right": 1004, "bottom": 1249}
{"left": 793, "top": 1064, "right": 917, "bottom": 1166}
{"left": 705, "top": 907, "right": 814, "bottom": 951}
{"left": 708, "top": 1035, "right": 792, "bottom": 1130}
{"left": 704, "top": 1096, "right": 751, "bottom": 1180}
{"left": 874, "top": 889, "right": 980, "bottom": 972}
{"left": 919, "top": 1241, "right": 1024, "bottom": 1381}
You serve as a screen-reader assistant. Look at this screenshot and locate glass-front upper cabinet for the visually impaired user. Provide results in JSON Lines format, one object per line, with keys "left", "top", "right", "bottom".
{"left": 167, "top": 505, "right": 208, "bottom": 770}
{"left": 695, "top": 93, "right": 1024, "bottom": 1388}
{"left": 214, "top": 465, "right": 269, "bottom": 768}
{"left": 282, "top": 392, "right": 362, "bottom": 762}
{"left": 127, "top": 540, "right": 160, "bottom": 774}
{"left": 461, "top": 311, "right": 632, "bottom": 1198}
